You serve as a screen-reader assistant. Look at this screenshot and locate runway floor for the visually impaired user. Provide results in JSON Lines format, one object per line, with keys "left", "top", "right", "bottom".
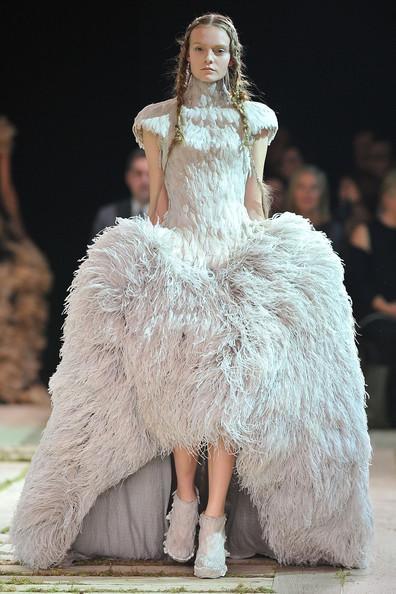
{"left": 0, "top": 404, "right": 395, "bottom": 593}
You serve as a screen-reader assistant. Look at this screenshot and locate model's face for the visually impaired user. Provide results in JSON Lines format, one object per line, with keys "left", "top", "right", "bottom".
{"left": 187, "top": 25, "right": 232, "bottom": 83}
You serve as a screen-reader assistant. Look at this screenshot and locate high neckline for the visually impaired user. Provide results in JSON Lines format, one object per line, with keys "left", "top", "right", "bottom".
{"left": 183, "top": 74, "right": 232, "bottom": 108}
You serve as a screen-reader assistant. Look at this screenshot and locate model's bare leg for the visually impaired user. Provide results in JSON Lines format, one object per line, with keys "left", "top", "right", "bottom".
{"left": 164, "top": 446, "right": 200, "bottom": 561}
{"left": 194, "top": 437, "right": 235, "bottom": 578}
{"left": 173, "top": 446, "right": 199, "bottom": 501}
{"left": 205, "top": 437, "right": 236, "bottom": 517}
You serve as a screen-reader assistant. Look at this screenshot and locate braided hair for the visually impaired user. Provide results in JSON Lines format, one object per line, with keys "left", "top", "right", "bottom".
{"left": 163, "top": 13, "right": 273, "bottom": 218}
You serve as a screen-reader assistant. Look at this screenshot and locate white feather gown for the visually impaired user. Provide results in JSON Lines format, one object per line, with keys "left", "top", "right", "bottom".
{"left": 10, "top": 74, "right": 374, "bottom": 570}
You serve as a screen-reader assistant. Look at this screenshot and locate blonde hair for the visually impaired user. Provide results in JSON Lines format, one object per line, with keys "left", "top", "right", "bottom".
{"left": 285, "top": 165, "right": 332, "bottom": 224}
{"left": 163, "top": 13, "right": 273, "bottom": 218}
{"left": 380, "top": 168, "right": 396, "bottom": 198}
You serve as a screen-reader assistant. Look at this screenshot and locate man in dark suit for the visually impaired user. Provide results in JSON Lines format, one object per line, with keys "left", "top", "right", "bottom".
{"left": 90, "top": 148, "right": 149, "bottom": 239}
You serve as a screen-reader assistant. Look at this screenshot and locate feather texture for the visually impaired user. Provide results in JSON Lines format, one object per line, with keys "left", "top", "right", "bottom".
{"left": 10, "top": 76, "right": 374, "bottom": 570}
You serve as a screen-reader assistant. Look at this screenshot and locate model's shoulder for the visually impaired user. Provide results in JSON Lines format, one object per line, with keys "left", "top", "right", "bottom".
{"left": 132, "top": 97, "right": 177, "bottom": 148}
{"left": 135, "top": 97, "right": 177, "bottom": 118}
{"left": 244, "top": 100, "right": 279, "bottom": 145}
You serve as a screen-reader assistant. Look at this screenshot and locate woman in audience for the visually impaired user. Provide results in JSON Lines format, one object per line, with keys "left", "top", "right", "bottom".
{"left": 284, "top": 164, "right": 346, "bottom": 257}
{"left": 346, "top": 169, "right": 396, "bottom": 426}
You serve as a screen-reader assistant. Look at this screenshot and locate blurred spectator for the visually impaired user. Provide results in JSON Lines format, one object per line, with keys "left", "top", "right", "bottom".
{"left": 0, "top": 115, "right": 53, "bottom": 404}
{"left": 267, "top": 176, "right": 287, "bottom": 215}
{"left": 334, "top": 174, "right": 371, "bottom": 238}
{"left": 284, "top": 164, "right": 346, "bottom": 257}
{"left": 345, "top": 169, "right": 396, "bottom": 425}
{"left": 279, "top": 146, "right": 304, "bottom": 184}
{"left": 367, "top": 141, "right": 393, "bottom": 179}
{"left": 90, "top": 148, "right": 149, "bottom": 239}
{"left": 265, "top": 126, "right": 291, "bottom": 178}
{"left": 353, "top": 131, "right": 374, "bottom": 173}
{"left": 351, "top": 131, "right": 395, "bottom": 216}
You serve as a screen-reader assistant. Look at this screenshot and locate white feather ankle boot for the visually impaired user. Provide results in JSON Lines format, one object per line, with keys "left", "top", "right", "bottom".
{"left": 163, "top": 486, "right": 200, "bottom": 562}
{"left": 193, "top": 511, "right": 230, "bottom": 578}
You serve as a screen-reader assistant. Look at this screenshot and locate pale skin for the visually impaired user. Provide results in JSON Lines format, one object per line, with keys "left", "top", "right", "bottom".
{"left": 293, "top": 171, "right": 323, "bottom": 227}
{"left": 142, "top": 25, "right": 270, "bottom": 517}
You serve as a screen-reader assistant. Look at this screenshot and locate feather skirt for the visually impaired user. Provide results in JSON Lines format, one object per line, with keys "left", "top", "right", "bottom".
{"left": 9, "top": 211, "right": 374, "bottom": 570}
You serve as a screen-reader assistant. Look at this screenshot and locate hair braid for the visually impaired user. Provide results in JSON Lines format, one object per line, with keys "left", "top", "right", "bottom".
{"left": 162, "top": 13, "right": 273, "bottom": 218}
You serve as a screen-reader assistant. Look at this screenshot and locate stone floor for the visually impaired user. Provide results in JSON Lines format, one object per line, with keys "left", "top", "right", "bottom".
{"left": 0, "top": 403, "right": 395, "bottom": 593}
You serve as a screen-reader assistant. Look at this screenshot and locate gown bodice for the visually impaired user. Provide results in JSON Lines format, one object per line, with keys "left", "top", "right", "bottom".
{"left": 132, "top": 74, "right": 279, "bottom": 267}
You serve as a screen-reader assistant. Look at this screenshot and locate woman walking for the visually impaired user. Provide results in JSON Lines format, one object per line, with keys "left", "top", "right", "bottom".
{"left": 10, "top": 13, "right": 373, "bottom": 578}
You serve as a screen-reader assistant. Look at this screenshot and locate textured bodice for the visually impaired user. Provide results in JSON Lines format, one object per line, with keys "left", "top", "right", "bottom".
{"left": 132, "top": 75, "right": 279, "bottom": 267}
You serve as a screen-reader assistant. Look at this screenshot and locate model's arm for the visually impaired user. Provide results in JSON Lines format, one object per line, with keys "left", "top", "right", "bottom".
{"left": 142, "top": 129, "right": 169, "bottom": 225}
{"left": 244, "top": 134, "right": 269, "bottom": 221}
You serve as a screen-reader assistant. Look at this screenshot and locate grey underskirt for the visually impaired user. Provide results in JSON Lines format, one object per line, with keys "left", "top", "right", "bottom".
{"left": 69, "top": 451, "right": 276, "bottom": 563}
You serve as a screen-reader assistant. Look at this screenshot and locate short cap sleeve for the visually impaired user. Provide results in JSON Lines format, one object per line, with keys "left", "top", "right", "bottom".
{"left": 131, "top": 98, "right": 175, "bottom": 149}
{"left": 244, "top": 101, "right": 279, "bottom": 146}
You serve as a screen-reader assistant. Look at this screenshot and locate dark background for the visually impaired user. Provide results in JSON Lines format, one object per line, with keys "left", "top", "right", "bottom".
{"left": 1, "top": 3, "right": 395, "bottom": 378}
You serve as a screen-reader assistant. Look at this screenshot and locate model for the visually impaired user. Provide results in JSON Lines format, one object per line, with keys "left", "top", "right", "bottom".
{"left": 0, "top": 115, "right": 53, "bottom": 404}
{"left": 10, "top": 13, "right": 374, "bottom": 578}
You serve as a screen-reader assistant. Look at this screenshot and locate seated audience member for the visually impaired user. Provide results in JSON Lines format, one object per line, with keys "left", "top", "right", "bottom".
{"left": 334, "top": 174, "right": 371, "bottom": 238}
{"left": 284, "top": 164, "right": 346, "bottom": 257}
{"left": 345, "top": 169, "right": 396, "bottom": 425}
{"left": 352, "top": 131, "right": 394, "bottom": 216}
{"left": 278, "top": 146, "right": 304, "bottom": 184}
{"left": 267, "top": 176, "right": 287, "bottom": 216}
{"left": 90, "top": 148, "right": 149, "bottom": 239}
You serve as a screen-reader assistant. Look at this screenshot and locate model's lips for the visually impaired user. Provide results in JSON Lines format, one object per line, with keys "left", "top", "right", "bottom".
{"left": 202, "top": 67, "right": 215, "bottom": 71}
